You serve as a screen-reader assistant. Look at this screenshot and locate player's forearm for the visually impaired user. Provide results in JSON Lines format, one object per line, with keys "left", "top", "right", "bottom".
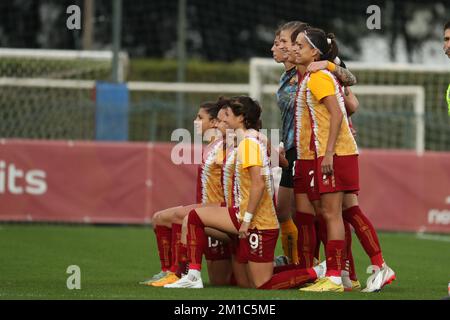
{"left": 331, "top": 65, "right": 357, "bottom": 87}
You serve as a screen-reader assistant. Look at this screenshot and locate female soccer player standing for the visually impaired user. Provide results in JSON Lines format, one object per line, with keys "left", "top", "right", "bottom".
{"left": 293, "top": 27, "right": 359, "bottom": 292}
{"left": 280, "top": 23, "right": 357, "bottom": 273}
{"left": 271, "top": 21, "right": 308, "bottom": 265}
{"left": 306, "top": 58, "right": 396, "bottom": 293}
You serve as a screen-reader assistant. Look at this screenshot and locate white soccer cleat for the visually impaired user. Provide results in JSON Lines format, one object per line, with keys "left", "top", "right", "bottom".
{"left": 362, "top": 263, "right": 396, "bottom": 293}
{"left": 163, "top": 274, "right": 204, "bottom": 289}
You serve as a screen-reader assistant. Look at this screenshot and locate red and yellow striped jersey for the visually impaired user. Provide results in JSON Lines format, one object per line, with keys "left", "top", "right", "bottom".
{"left": 196, "top": 139, "right": 225, "bottom": 204}
{"left": 298, "top": 70, "right": 358, "bottom": 157}
{"left": 222, "top": 145, "right": 237, "bottom": 208}
{"left": 295, "top": 71, "right": 315, "bottom": 160}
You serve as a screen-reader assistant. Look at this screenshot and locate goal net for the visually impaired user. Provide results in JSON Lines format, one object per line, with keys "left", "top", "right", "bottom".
{"left": 0, "top": 49, "right": 128, "bottom": 140}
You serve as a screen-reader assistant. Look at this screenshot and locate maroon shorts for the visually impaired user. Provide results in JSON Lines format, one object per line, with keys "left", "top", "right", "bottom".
{"left": 293, "top": 159, "right": 320, "bottom": 201}
{"left": 228, "top": 207, "right": 279, "bottom": 263}
{"left": 204, "top": 237, "right": 231, "bottom": 261}
{"left": 229, "top": 235, "right": 249, "bottom": 264}
{"left": 315, "top": 154, "right": 359, "bottom": 194}
{"left": 204, "top": 201, "right": 232, "bottom": 260}
{"left": 243, "top": 228, "right": 279, "bottom": 263}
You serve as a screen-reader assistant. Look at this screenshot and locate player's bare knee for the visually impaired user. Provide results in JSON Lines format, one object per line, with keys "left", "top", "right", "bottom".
{"left": 342, "top": 194, "right": 358, "bottom": 210}
{"left": 152, "top": 211, "right": 162, "bottom": 225}
{"left": 171, "top": 209, "right": 180, "bottom": 221}
{"left": 174, "top": 209, "right": 187, "bottom": 222}
{"left": 320, "top": 208, "right": 336, "bottom": 221}
{"left": 160, "top": 214, "right": 171, "bottom": 226}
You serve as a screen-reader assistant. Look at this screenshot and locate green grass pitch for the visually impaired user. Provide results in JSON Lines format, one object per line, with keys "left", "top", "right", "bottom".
{"left": 1, "top": 224, "right": 449, "bottom": 300}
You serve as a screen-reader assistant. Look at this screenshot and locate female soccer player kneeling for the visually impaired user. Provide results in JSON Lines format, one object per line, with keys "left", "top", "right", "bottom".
{"left": 143, "top": 101, "right": 232, "bottom": 287}
{"left": 166, "top": 96, "right": 325, "bottom": 289}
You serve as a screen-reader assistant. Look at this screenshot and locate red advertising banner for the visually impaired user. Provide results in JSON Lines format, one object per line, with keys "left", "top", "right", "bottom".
{"left": 0, "top": 139, "right": 449, "bottom": 233}
{"left": 0, "top": 139, "right": 197, "bottom": 224}
{"left": 358, "top": 149, "right": 450, "bottom": 234}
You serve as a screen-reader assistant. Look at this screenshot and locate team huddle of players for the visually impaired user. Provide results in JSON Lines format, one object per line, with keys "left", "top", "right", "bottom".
{"left": 141, "top": 22, "right": 396, "bottom": 293}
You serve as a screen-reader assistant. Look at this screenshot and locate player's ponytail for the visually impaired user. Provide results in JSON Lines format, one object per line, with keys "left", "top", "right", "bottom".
{"left": 324, "top": 33, "right": 339, "bottom": 62}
